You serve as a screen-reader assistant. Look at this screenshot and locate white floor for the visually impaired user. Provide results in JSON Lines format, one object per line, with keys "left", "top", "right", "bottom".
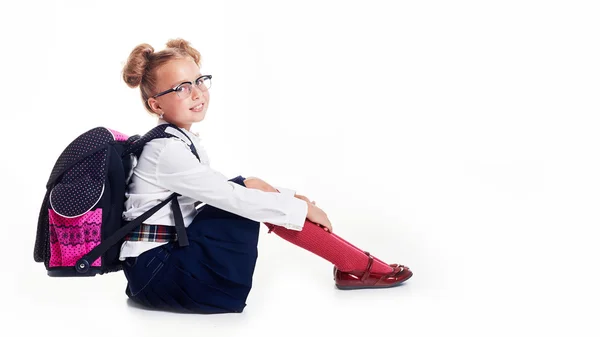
{"left": 7, "top": 194, "right": 600, "bottom": 336}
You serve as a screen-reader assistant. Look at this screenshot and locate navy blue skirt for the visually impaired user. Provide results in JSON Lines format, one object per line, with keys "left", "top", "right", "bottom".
{"left": 123, "top": 176, "right": 260, "bottom": 314}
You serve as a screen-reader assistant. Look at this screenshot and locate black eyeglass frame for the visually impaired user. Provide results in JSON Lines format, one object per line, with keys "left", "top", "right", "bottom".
{"left": 151, "top": 74, "right": 212, "bottom": 99}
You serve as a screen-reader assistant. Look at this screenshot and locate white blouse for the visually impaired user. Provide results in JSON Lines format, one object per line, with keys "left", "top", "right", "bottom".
{"left": 119, "top": 120, "right": 308, "bottom": 260}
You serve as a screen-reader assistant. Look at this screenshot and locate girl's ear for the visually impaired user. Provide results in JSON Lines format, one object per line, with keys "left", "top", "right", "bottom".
{"left": 147, "top": 98, "right": 162, "bottom": 115}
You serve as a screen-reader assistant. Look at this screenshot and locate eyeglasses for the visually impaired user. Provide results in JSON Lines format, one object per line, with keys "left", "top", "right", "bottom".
{"left": 151, "top": 75, "right": 212, "bottom": 99}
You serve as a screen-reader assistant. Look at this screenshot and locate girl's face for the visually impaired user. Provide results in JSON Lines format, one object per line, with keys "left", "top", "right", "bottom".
{"left": 147, "top": 57, "right": 210, "bottom": 131}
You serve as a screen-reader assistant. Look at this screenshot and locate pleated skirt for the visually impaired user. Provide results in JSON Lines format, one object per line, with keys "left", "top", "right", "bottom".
{"left": 122, "top": 203, "right": 261, "bottom": 314}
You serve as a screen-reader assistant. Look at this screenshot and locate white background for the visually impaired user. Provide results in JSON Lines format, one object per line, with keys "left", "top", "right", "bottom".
{"left": 1, "top": 0, "right": 599, "bottom": 336}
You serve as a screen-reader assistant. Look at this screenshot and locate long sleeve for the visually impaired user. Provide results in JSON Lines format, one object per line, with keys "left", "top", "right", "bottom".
{"left": 155, "top": 140, "right": 308, "bottom": 230}
{"left": 274, "top": 186, "right": 296, "bottom": 198}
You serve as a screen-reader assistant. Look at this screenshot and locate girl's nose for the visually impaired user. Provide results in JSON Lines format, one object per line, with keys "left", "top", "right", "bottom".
{"left": 191, "top": 85, "right": 202, "bottom": 100}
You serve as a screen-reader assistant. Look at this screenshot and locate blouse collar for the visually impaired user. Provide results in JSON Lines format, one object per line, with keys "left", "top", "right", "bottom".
{"left": 157, "top": 119, "right": 201, "bottom": 139}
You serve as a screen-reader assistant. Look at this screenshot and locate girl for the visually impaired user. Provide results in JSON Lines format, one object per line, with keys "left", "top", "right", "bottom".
{"left": 120, "top": 38, "right": 412, "bottom": 314}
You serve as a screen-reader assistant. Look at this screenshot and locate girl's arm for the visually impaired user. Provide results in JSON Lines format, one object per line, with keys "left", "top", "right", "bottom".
{"left": 244, "top": 176, "right": 315, "bottom": 204}
{"left": 243, "top": 177, "right": 331, "bottom": 232}
{"left": 156, "top": 140, "right": 308, "bottom": 231}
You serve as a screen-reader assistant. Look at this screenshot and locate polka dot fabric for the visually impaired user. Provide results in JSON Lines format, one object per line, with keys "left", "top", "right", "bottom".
{"left": 36, "top": 126, "right": 126, "bottom": 272}
{"left": 34, "top": 123, "right": 197, "bottom": 275}
{"left": 107, "top": 128, "right": 128, "bottom": 142}
{"left": 48, "top": 208, "right": 103, "bottom": 267}
{"left": 49, "top": 149, "right": 107, "bottom": 217}
{"left": 47, "top": 127, "right": 114, "bottom": 187}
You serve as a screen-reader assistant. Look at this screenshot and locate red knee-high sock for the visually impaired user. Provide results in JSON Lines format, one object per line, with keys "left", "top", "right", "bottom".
{"left": 323, "top": 229, "right": 391, "bottom": 267}
{"left": 265, "top": 220, "right": 393, "bottom": 274}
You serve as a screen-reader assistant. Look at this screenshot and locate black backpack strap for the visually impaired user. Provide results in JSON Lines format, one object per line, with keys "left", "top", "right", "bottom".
{"left": 75, "top": 192, "right": 182, "bottom": 274}
{"left": 121, "top": 123, "right": 201, "bottom": 249}
{"left": 76, "top": 124, "right": 200, "bottom": 274}
{"left": 162, "top": 124, "right": 201, "bottom": 162}
{"left": 123, "top": 123, "right": 201, "bottom": 162}
{"left": 171, "top": 196, "right": 189, "bottom": 247}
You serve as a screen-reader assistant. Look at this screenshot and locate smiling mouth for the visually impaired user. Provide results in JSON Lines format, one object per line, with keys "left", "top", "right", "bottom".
{"left": 190, "top": 103, "right": 204, "bottom": 112}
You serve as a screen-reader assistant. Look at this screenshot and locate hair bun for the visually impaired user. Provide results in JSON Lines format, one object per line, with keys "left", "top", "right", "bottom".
{"left": 166, "top": 38, "right": 200, "bottom": 64}
{"left": 122, "top": 43, "right": 155, "bottom": 88}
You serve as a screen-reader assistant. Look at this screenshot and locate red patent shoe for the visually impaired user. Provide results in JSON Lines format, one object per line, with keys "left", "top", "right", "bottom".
{"left": 333, "top": 252, "right": 412, "bottom": 290}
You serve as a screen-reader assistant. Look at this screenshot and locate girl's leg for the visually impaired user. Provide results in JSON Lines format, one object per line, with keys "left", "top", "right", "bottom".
{"left": 264, "top": 221, "right": 393, "bottom": 274}
{"left": 315, "top": 227, "right": 391, "bottom": 266}
{"left": 243, "top": 176, "right": 394, "bottom": 273}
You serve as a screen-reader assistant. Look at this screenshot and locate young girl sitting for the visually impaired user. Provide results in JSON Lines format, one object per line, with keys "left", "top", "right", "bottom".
{"left": 120, "top": 38, "right": 412, "bottom": 314}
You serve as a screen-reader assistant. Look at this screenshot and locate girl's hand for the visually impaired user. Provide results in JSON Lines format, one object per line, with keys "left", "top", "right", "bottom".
{"left": 243, "top": 178, "right": 329, "bottom": 231}
{"left": 291, "top": 194, "right": 329, "bottom": 231}
{"left": 306, "top": 202, "right": 332, "bottom": 233}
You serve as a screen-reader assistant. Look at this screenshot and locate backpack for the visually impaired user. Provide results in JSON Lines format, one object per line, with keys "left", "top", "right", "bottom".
{"left": 33, "top": 123, "right": 200, "bottom": 277}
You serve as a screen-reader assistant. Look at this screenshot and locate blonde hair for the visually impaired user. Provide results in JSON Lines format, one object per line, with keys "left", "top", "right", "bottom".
{"left": 122, "top": 38, "right": 202, "bottom": 114}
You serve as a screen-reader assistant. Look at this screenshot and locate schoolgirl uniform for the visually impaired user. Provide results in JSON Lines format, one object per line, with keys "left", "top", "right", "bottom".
{"left": 120, "top": 120, "right": 308, "bottom": 313}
